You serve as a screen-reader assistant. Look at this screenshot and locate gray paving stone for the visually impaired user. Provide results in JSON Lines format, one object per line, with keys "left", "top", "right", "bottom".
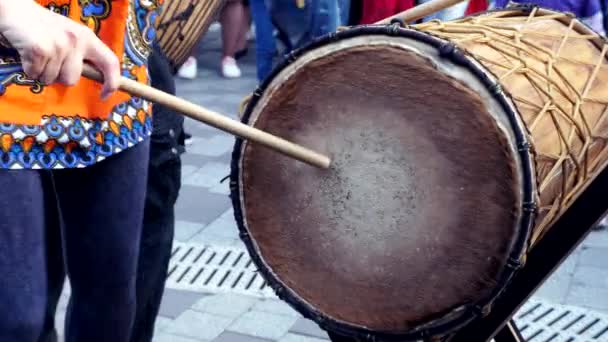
{"left": 209, "top": 179, "right": 231, "bottom": 195}
{"left": 175, "top": 220, "right": 206, "bottom": 242}
{"left": 183, "top": 162, "right": 231, "bottom": 188}
{"left": 571, "top": 265, "right": 608, "bottom": 289}
{"left": 565, "top": 285, "right": 608, "bottom": 313}
{"left": 553, "top": 250, "right": 580, "bottom": 276}
{"left": 182, "top": 164, "right": 200, "bottom": 178}
{"left": 578, "top": 246, "right": 608, "bottom": 269}
{"left": 55, "top": 308, "right": 66, "bottom": 337}
{"left": 192, "top": 293, "right": 258, "bottom": 319}
{"left": 182, "top": 151, "right": 231, "bottom": 167}
{"left": 252, "top": 299, "right": 301, "bottom": 317}
{"left": 154, "top": 316, "right": 174, "bottom": 334}
{"left": 58, "top": 291, "right": 69, "bottom": 310}
{"left": 184, "top": 117, "right": 216, "bottom": 132}
{"left": 186, "top": 134, "right": 235, "bottom": 157}
{"left": 280, "top": 333, "right": 330, "bottom": 342}
{"left": 159, "top": 289, "right": 208, "bottom": 319}
{"left": 533, "top": 275, "right": 572, "bottom": 303}
{"left": 289, "top": 318, "right": 330, "bottom": 339}
{"left": 214, "top": 331, "right": 273, "bottom": 342}
{"left": 165, "top": 310, "right": 234, "bottom": 340}
{"left": 228, "top": 311, "right": 299, "bottom": 340}
{"left": 153, "top": 332, "right": 206, "bottom": 342}
{"left": 203, "top": 213, "right": 239, "bottom": 239}
{"left": 175, "top": 186, "right": 231, "bottom": 225}
{"left": 582, "top": 231, "right": 608, "bottom": 249}
{"left": 190, "top": 230, "right": 241, "bottom": 247}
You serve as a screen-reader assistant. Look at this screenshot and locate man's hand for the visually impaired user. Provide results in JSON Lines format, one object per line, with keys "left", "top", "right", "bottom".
{"left": 0, "top": 0, "right": 120, "bottom": 99}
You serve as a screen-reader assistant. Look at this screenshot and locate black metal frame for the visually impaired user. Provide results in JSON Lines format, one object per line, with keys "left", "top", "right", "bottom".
{"left": 493, "top": 321, "right": 525, "bottom": 342}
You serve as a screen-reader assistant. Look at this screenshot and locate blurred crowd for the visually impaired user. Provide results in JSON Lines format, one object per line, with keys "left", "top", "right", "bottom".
{"left": 175, "top": 0, "right": 608, "bottom": 84}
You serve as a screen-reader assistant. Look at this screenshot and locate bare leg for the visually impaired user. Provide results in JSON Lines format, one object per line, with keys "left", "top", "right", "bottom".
{"left": 236, "top": 8, "right": 251, "bottom": 52}
{"left": 221, "top": 0, "right": 246, "bottom": 59}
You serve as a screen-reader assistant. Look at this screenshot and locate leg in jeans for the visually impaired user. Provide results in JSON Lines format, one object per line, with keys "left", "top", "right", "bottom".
{"left": 129, "top": 43, "right": 184, "bottom": 342}
{"left": 309, "top": 0, "right": 340, "bottom": 39}
{"left": 250, "top": 0, "right": 277, "bottom": 81}
{"left": 338, "top": 0, "right": 351, "bottom": 26}
{"left": 39, "top": 191, "right": 66, "bottom": 342}
{"left": 0, "top": 170, "right": 50, "bottom": 342}
{"left": 130, "top": 141, "right": 181, "bottom": 342}
{"left": 57, "top": 140, "right": 150, "bottom": 342}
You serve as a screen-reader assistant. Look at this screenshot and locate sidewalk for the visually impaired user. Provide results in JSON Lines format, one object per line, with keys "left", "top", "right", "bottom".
{"left": 54, "top": 27, "right": 608, "bottom": 342}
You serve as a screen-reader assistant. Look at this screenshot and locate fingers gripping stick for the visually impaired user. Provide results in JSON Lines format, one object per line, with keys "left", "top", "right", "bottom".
{"left": 81, "top": 64, "right": 332, "bottom": 169}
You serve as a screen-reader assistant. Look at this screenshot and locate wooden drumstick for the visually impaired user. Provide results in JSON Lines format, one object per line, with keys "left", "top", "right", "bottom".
{"left": 375, "top": 0, "right": 469, "bottom": 25}
{"left": 81, "top": 64, "right": 332, "bottom": 169}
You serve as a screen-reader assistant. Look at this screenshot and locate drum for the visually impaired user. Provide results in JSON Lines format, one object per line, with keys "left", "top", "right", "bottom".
{"left": 156, "top": 0, "right": 225, "bottom": 71}
{"left": 230, "top": 6, "right": 608, "bottom": 340}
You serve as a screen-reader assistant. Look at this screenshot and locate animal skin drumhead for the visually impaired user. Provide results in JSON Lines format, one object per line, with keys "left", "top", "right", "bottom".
{"left": 233, "top": 33, "right": 525, "bottom": 334}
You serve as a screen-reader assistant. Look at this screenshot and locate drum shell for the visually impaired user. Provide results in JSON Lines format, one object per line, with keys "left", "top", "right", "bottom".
{"left": 156, "top": 0, "right": 225, "bottom": 71}
{"left": 418, "top": 8, "right": 608, "bottom": 245}
{"left": 230, "top": 6, "right": 608, "bottom": 340}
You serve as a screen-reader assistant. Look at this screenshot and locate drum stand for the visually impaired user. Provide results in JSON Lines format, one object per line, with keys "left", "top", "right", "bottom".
{"left": 444, "top": 165, "right": 608, "bottom": 342}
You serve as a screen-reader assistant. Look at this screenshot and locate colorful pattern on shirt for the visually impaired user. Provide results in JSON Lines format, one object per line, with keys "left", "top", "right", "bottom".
{"left": 0, "top": 0, "right": 162, "bottom": 169}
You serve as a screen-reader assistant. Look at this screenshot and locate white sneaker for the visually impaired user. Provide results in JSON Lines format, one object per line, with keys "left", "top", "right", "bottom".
{"left": 208, "top": 22, "right": 221, "bottom": 32}
{"left": 177, "top": 56, "right": 197, "bottom": 79}
{"left": 247, "top": 24, "right": 256, "bottom": 41}
{"left": 221, "top": 57, "right": 241, "bottom": 78}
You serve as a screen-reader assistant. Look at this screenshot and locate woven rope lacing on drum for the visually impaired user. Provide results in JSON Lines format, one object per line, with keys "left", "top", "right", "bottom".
{"left": 416, "top": 9, "right": 608, "bottom": 246}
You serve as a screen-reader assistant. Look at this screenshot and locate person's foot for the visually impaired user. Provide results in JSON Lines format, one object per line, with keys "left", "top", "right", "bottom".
{"left": 177, "top": 56, "right": 198, "bottom": 79}
{"left": 221, "top": 56, "right": 241, "bottom": 78}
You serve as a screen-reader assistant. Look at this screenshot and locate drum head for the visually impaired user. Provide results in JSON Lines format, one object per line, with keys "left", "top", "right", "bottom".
{"left": 232, "top": 28, "right": 530, "bottom": 338}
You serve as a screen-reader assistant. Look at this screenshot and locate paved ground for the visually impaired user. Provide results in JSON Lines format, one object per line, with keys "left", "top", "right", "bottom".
{"left": 54, "top": 26, "right": 608, "bottom": 342}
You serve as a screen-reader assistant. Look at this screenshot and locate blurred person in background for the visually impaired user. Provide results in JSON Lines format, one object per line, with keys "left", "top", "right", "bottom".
{"left": 250, "top": 0, "right": 278, "bottom": 82}
{"left": 178, "top": 0, "right": 251, "bottom": 79}
{"left": 493, "top": 0, "right": 605, "bottom": 35}
{"left": 417, "top": 0, "right": 470, "bottom": 21}
{"left": 358, "top": 0, "right": 415, "bottom": 24}
{"left": 248, "top": 0, "right": 341, "bottom": 82}
{"left": 338, "top": 0, "right": 351, "bottom": 25}
{"left": 466, "top": 0, "right": 490, "bottom": 15}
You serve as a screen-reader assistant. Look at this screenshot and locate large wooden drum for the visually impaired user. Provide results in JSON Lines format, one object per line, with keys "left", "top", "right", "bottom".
{"left": 230, "top": 6, "right": 608, "bottom": 340}
{"left": 156, "top": 0, "right": 225, "bottom": 71}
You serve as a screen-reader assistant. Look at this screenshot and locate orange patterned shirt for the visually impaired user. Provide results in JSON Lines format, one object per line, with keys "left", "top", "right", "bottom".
{"left": 0, "top": 0, "right": 162, "bottom": 169}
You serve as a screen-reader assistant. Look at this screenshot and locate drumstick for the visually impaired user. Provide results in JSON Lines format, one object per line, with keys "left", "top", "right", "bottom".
{"left": 375, "top": 0, "right": 469, "bottom": 25}
{"left": 81, "top": 64, "right": 332, "bottom": 169}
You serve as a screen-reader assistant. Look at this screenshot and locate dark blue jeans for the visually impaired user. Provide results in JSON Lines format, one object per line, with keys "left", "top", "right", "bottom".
{"left": 39, "top": 44, "right": 184, "bottom": 342}
{"left": 250, "top": 0, "right": 277, "bottom": 82}
{"left": 0, "top": 139, "right": 150, "bottom": 342}
{"left": 129, "top": 44, "right": 184, "bottom": 342}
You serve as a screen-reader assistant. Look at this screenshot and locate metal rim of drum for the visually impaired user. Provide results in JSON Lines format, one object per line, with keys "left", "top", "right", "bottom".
{"left": 230, "top": 11, "right": 537, "bottom": 341}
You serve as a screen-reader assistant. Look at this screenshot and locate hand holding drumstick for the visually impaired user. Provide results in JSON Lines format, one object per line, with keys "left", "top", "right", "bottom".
{"left": 0, "top": 0, "right": 467, "bottom": 169}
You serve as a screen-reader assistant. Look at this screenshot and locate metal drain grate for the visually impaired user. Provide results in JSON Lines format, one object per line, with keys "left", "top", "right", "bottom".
{"left": 165, "top": 242, "right": 276, "bottom": 298}
{"left": 167, "top": 243, "right": 608, "bottom": 341}
{"left": 512, "top": 299, "right": 608, "bottom": 341}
